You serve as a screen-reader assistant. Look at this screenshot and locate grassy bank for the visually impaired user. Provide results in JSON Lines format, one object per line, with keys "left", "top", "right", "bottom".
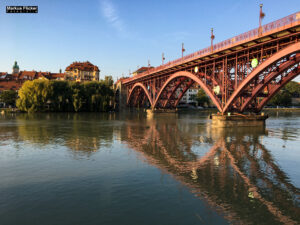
{"left": 263, "top": 107, "right": 300, "bottom": 112}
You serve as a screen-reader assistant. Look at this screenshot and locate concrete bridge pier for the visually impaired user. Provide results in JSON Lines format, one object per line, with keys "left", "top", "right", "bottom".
{"left": 210, "top": 113, "right": 268, "bottom": 128}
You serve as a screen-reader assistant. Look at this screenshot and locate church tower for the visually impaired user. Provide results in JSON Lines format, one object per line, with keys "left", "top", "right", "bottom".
{"left": 12, "top": 61, "right": 19, "bottom": 74}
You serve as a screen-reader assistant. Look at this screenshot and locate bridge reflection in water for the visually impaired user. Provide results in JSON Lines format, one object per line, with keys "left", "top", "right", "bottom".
{"left": 1, "top": 113, "right": 299, "bottom": 224}
{"left": 118, "top": 114, "right": 300, "bottom": 224}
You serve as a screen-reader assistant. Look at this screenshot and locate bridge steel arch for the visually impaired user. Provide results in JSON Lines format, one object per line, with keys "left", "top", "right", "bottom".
{"left": 152, "top": 71, "right": 222, "bottom": 112}
{"left": 256, "top": 65, "right": 300, "bottom": 111}
{"left": 127, "top": 82, "right": 153, "bottom": 107}
{"left": 173, "top": 80, "right": 195, "bottom": 107}
{"left": 161, "top": 77, "right": 188, "bottom": 108}
{"left": 223, "top": 42, "right": 300, "bottom": 113}
{"left": 240, "top": 55, "right": 300, "bottom": 112}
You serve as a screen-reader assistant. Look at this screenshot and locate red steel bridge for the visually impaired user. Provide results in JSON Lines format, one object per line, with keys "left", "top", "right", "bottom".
{"left": 117, "top": 12, "right": 300, "bottom": 113}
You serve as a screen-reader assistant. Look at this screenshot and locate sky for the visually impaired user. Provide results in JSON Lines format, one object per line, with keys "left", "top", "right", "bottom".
{"left": 0, "top": 0, "right": 299, "bottom": 81}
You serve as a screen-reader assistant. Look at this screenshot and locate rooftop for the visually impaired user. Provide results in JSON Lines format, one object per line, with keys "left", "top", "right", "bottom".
{"left": 65, "top": 61, "right": 100, "bottom": 72}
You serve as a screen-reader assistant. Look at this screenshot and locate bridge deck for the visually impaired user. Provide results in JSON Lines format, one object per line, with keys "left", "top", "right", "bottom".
{"left": 123, "top": 11, "right": 300, "bottom": 85}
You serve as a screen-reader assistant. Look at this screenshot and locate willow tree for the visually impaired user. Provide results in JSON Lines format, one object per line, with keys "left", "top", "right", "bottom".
{"left": 48, "top": 81, "right": 73, "bottom": 111}
{"left": 16, "top": 80, "right": 114, "bottom": 112}
{"left": 70, "top": 82, "right": 85, "bottom": 112}
{"left": 17, "top": 80, "right": 50, "bottom": 112}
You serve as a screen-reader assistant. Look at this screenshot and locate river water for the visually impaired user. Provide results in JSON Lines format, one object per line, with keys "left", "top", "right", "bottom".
{"left": 0, "top": 111, "right": 299, "bottom": 225}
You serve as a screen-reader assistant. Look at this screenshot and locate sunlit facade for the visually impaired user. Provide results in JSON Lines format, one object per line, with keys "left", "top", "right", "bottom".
{"left": 65, "top": 61, "right": 100, "bottom": 81}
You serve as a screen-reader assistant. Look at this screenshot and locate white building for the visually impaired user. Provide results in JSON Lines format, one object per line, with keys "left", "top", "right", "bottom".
{"left": 177, "top": 84, "right": 200, "bottom": 105}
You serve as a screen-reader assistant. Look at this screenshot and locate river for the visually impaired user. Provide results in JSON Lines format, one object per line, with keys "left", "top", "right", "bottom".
{"left": 0, "top": 111, "right": 299, "bottom": 225}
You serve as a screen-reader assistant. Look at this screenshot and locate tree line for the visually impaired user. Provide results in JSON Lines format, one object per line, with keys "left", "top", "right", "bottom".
{"left": 192, "top": 81, "right": 300, "bottom": 107}
{"left": 14, "top": 80, "right": 114, "bottom": 112}
{"left": 268, "top": 81, "right": 300, "bottom": 106}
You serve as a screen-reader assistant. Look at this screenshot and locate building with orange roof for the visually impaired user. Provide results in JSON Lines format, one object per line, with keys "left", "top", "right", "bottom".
{"left": 0, "top": 62, "right": 67, "bottom": 93}
{"left": 18, "top": 71, "right": 38, "bottom": 80}
{"left": 0, "top": 80, "right": 23, "bottom": 92}
{"left": 65, "top": 61, "right": 100, "bottom": 81}
{"left": 0, "top": 72, "right": 8, "bottom": 80}
{"left": 0, "top": 61, "right": 101, "bottom": 93}
{"left": 49, "top": 73, "right": 66, "bottom": 80}
{"left": 132, "top": 66, "right": 154, "bottom": 76}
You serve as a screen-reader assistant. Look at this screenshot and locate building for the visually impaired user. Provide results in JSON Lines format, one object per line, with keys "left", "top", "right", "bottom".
{"left": 0, "top": 80, "right": 22, "bottom": 92}
{"left": 12, "top": 61, "right": 19, "bottom": 75}
{"left": 178, "top": 84, "right": 199, "bottom": 105}
{"left": 0, "top": 62, "right": 66, "bottom": 92}
{"left": 132, "top": 67, "right": 154, "bottom": 76}
{"left": 65, "top": 61, "right": 100, "bottom": 81}
{"left": 0, "top": 61, "right": 101, "bottom": 92}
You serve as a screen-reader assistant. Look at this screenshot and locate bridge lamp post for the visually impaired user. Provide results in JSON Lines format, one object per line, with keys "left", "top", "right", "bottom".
{"left": 259, "top": 4, "right": 265, "bottom": 36}
{"left": 162, "top": 53, "right": 165, "bottom": 65}
{"left": 211, "top": 28, "right": 215, "bottom": 53}
{"left": 148, "top": 60, "right": 151, "bottom": 74}
{"left": 182, "top": 43, "right": 185, "bottom": 58}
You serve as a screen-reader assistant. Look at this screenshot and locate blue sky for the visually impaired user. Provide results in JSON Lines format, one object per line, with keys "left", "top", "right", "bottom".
{"left": 0, "top": 0, "right": 299, "bottom": 81}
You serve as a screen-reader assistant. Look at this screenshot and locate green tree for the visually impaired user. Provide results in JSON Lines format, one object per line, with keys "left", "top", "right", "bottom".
{"left": 16, "top": 80, "right": 114, "bottom": 112}
{"left": 269, "top": 90, "right": 292, "bottom": 106}
{"left": 284, "top": 81, "right": 300, "bottom": 97}
{"left": 70, "top": 82, "right": 85, "bottom": 112}
{"left": 268, "top": 81, "right": 300, "bottom": 106}
{"left": 195, "top": 89, "right": 210, "bottom": 107}
{"left": 17, "top": 80, "right": 50, "bottom": 112}
{"left": 103, "top": 76, "right": 114, "bottom": 87}
{"left": 0, "top": 90, "right": 17, "bottom": 107}
{"left": 48, "top": 81, "right": 73, "bottom": 112}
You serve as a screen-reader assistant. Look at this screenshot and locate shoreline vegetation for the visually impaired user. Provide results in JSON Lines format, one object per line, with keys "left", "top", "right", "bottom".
{"left": 15, "top": 80, "right": 114, "bottom": 113}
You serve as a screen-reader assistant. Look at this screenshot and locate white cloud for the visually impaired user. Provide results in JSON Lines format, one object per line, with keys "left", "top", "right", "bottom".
{"left": 100, "top": 0, "right": 125, "bottom": 33}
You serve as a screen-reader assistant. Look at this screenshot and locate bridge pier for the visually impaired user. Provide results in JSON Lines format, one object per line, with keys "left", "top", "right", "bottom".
{"left": 210, "top": 113, "right": 268, "bottom": 128}
{"left": 146, "top": 109, "right": 178, "bottom": 119}
{"left": 149, "top": 108, "right": 177, "bottom": 113}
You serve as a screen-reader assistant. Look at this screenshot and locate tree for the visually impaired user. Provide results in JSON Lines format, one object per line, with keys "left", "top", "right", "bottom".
{"left": 16, "top": 80, "right": 114, "bottom": 112}
{"left": 70, "top": 82, "right": 85, "bottom": 112}
{"left": 16, "top": 80, "right": 50, "bottom": 112}
{"left": 0, "top": 90, "right": 17, "bottom": 107}
{"left": 195, "top": 89, "right": 210, "bottom": 107}
{"left": 103, "top": 76, "right": 114, "bottom": 87}
{"left": 268, "top": 81, "right": 299, "bottom": 106}
{"left": 284, "top": 81, "right": 300, "bottom": 97}
{"left": 48, "top": 80, "right": 73, "bottom": 111}
{"left": 268, "top": 90, "right": 292, "bottom": 106}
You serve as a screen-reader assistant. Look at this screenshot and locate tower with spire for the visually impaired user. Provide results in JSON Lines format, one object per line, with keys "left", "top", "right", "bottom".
{"left": 12, "top": 61, "right": 19, "bottom": 74}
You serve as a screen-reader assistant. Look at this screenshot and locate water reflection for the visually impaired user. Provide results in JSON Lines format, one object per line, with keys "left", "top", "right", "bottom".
{"left": 0, "top": 113, "right": 115, "bottom": 157}
{"left": 0, "top": 112, "right": 299, "bottom": 224}
{"left": 117, "top": 114, "right": 300, "bottom": 224}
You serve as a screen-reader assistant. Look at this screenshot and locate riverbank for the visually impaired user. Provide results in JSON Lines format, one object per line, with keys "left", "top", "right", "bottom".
{"left": 263, "top": 107, "right": 300, "bottom": 112}
{"left": 0, "top": 108, "right": 20, "bottom": 114}
{"left": 1, "top": 106, "right": 300, "bottom": 115}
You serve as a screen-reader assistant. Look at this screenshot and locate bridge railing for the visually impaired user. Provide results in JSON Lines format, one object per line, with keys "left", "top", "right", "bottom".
{"left": 124, "top": 12, "right": 300, "bottom": 84}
